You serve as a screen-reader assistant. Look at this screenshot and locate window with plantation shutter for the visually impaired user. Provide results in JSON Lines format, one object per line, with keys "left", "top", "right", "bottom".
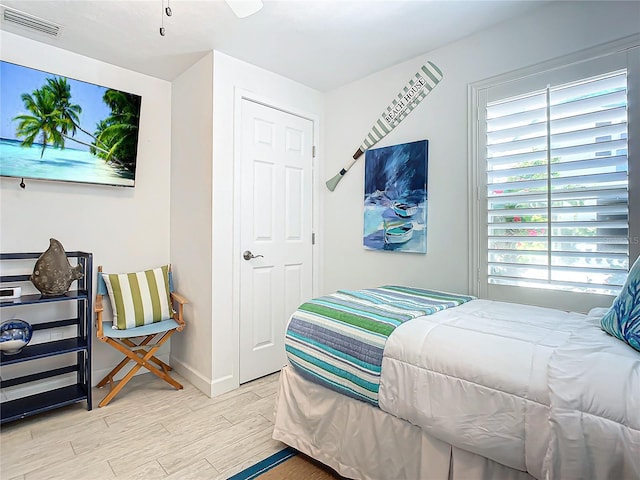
{"left": 471, "top": 43, "right": 640, "bottom": 310}
{"left": 485, "top": 70, "right": 629, "bottom": 295}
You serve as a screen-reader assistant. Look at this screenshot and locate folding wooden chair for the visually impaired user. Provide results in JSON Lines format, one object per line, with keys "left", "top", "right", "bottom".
{"left": 95, "top": 265, "right": 187, "bottom": 407}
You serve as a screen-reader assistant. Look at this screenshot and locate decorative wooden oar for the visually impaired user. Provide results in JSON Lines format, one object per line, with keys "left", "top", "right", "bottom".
{"left": 326, "top": 61, "right": 443, "bottom": 191}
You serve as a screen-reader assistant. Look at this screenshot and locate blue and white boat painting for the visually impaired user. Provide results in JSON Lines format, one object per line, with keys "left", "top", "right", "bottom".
{"left": 384, "top": 220, "right": 414, "bottom": 244}
{"left": 364, "top": 139, "right": 428, "bottom": 253}
{"left": 392, "top": 202, "right": 418, "bottom": 218}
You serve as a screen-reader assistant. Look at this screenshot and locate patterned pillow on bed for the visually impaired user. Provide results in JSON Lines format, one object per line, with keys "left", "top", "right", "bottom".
{"left": 600, "top": 256, "right": 640, "bottom": 352}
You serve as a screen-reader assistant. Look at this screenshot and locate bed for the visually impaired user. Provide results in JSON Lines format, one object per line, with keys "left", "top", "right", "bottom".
{"left": 272, "top": 286, "right": 640, "bottom": 480}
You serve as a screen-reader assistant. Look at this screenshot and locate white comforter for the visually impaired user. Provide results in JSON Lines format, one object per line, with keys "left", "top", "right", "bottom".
{"left": 378, "top": 299, "right": 640, "bottom": 480}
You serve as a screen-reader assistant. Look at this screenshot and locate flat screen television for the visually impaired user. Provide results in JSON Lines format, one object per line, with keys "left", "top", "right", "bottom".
{"left": 0, "top": 61, "right": 142, "bottom": 187}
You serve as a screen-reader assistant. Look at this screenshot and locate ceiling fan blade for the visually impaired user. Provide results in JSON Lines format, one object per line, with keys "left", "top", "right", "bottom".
{"left": 225, "top": 0, "right": 263, "bottom": 18}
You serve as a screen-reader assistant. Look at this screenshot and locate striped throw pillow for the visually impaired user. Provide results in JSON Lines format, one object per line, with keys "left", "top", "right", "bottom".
{"left": 102, "top": 265, "right": 173, "bottom": 330}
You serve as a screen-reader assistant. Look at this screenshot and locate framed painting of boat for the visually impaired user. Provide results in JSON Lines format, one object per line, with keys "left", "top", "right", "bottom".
{"left": 363, "top": 139, "right": 428, "bottom": 253}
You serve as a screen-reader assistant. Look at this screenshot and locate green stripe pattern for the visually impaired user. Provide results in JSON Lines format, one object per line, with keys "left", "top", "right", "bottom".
{"left": 360, "top": 61, "right": 443, "bottom": 152}
{"left": 103, "top": 265, "right": 172, "bottom": 330}
{"left": 286, "top": 285, "right": 474, "bottom": 406}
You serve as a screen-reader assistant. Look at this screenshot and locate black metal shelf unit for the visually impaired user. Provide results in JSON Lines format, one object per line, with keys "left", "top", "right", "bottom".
{"left": 0, "top": 251, "right": 93, "bottom": 424}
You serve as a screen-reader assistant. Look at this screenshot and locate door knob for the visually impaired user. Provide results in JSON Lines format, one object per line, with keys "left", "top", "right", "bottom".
{"left": 243, "top": 250, "right": 264, "bottom": 261}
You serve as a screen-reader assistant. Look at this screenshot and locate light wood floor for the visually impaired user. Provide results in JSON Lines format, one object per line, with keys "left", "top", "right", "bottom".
{"left": 0, "top": 371, "right": 285, "bottom": 480}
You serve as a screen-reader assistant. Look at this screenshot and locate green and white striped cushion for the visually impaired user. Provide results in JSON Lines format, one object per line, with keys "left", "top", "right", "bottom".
{"left": 102, "top": 265, "right": 172, "bottom": 330}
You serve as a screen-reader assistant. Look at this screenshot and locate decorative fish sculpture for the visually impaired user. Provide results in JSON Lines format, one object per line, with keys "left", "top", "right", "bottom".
{"left": 31, "top": 238, "right": 83, "bottom": 296}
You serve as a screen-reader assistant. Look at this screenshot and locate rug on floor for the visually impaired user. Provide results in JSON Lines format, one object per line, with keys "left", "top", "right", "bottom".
{"left": 228, "top": 446, "right": 343, "bottom": 479}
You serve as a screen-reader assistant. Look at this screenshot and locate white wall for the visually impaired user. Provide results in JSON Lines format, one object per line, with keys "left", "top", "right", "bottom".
{"left": 322, "top": 1, "right": 640, "bottom": 302}
{"left": 0, "top": 31, "right": 172, "bottom": 390}
{"left": 169, "top": 53, "right": 214, "bottom": 394}
{"left": 169, "top": 50, "right": 324, "bottom": 397}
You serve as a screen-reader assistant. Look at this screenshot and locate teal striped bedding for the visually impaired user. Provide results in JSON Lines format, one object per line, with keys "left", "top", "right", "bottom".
{"left": 285, "top": 286, "right": 474, "bottom": 406}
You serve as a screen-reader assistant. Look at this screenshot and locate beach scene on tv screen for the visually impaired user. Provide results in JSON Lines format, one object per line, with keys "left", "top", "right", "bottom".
{"left": 0, "top": 61, "right": 141, "bottom": 187}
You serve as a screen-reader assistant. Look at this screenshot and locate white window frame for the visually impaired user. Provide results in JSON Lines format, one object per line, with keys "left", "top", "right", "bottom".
{"left": 469, "top": 36, "right": 640, "bottom": 312}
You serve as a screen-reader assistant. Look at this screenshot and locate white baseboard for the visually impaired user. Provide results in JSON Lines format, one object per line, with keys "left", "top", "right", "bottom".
{"left": 170, "top": 355, "right": 238, "bottom": 398}
{"left": 169, "top": 355, "right": 213, "bottom": 397}
{"left": 210, "top": 373, "right": 238, "bottom": 397}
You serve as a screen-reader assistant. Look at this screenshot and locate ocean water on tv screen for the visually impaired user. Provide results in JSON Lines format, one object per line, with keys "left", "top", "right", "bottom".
{"left": 0, "top": 138, "right": 134, "bottom": 187}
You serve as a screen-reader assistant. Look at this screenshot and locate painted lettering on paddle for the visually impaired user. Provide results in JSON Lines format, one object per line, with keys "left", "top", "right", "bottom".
{"left": 383, "top": 75, "right": 427, "bottom": 125}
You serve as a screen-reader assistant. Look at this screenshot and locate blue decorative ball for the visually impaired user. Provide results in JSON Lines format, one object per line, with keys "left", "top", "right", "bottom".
{"left": 0, "top": 319, "right": 33, "bottom": 355}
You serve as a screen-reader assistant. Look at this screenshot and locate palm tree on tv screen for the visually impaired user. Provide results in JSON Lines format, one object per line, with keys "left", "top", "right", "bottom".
{"left": 13, "top": 87, "right": 66, "bottom": 158}
{"left": 44, "top": 77, "right": 81, "bottom": 137}
{"left": 91, "top": 89, "right": 141, "bottom": 174}
{"left": 13, "top": 76, "right": 139, "bottom": 175}
{"left": 45, "top": 77, "right": 122, "bottom": 161}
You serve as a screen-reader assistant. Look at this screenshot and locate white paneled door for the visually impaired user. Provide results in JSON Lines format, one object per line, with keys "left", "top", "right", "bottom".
{"left": 239, "top": 99, "right": 314, "bottom": 384}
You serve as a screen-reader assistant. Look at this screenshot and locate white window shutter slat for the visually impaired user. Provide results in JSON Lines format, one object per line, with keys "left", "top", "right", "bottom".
{"left": 484, "top": 70, "right": 629, "bottom": 295}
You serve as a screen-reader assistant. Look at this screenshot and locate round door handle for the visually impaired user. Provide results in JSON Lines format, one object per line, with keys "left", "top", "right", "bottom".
{"left": 243, "top": 250, "right": 264, "bottom": 261}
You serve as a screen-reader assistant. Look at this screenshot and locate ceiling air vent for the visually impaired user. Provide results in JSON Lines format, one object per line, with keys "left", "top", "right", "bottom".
{"left": 1, "top": 5, "right": 61, "bottom": 37}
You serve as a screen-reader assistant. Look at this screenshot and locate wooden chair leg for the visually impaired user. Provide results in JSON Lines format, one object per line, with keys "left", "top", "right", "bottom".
{"left": 96, "top": 356, "right": 133, "bottom": 388}
{"left": 100, "top": 335, "right": 166, "bottom": 389}
{"left": 141, "top": 358, "right": 183, "bottom": 389}
{"left": 99, "top": 360, "right": 144, "bottom": 407}
{"left": 134, "top": 332, "right": 183, "bottom": 389}
{"left": 96, "top": 336, "right": 146, "bottom": 388}
{"left": 121, "top": 337, "right": 172, "bottom": 370}
{"left": 147, "top": 355, "right": 173, "bottom": 371}
{"left": 98, "top": 331, "right": 182, "bottom": 407}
